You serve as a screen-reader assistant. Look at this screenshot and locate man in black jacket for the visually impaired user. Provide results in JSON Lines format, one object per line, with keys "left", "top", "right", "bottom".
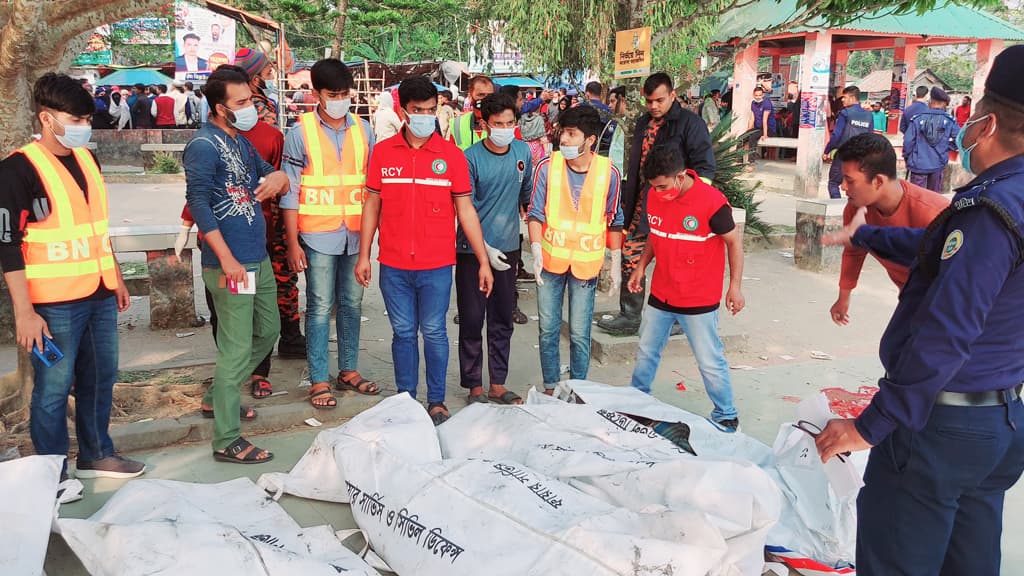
{"left": 598, "top": 72, "right": 716, "bottom": 336}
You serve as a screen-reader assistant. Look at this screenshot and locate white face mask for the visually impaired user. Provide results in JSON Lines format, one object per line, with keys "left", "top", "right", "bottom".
{"left": 324, "top": 98, "right": 351, "bottom": 120}
{"left": 226, "top": 104, "right": 258, "bottom": 131}
{"left": 406, "top": 113, "right": 436, "bottom": 138}
{"left": 47, "top": 114, "right": 92, "bottom": 149}
{"left": 488, "top": 127, "right": 516, "bottom": 147}
{"left": 560, "top": 141, "right": 586, "bottom": 161}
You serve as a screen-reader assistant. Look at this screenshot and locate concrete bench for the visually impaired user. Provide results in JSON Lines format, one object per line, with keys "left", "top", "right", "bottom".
{"left": 759, "top": 137, "right": 798, "bottom": 149}
{"left": 109, "top": 225, "right": 201, "bottom": 330}
{"left": 794, "top": 199, "right": 845, "bottom": 272}
{"left": 140, "top": 143, "right": 186, "bottom": 152}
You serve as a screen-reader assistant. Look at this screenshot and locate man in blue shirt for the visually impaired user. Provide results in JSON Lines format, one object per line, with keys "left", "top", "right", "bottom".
{"left": 899, "top": 85, "right": 930, "bottom": 134}
{"left": 184, "top": 66, "right": 289, "bottom": 464}
{"left": 823, "top": 86, "right": 873, "bottom": 198}
{"left": 903, "top": 86, "right": 959, "bottom": 192}
{"left": 817, "top": 45, "right": 1024, "bottom": 575}
{"left": 280, "top": 59, "right": 378, "bottom": 410}
{"left": 745, "top": 86, "right": 775, "bottom": 163}
{"left": 457, "top": 94, "right": 533, "bottom": 405}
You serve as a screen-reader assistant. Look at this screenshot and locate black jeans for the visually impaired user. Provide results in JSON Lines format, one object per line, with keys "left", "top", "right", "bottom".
{"left": 455, "top": 251, "right": 519, "bottom": 389}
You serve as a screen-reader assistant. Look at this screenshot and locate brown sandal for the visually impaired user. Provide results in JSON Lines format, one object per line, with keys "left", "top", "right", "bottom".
{"left": 337, "top": 371, "right": 380, "bottom": 395}
{"left": 309, "top": 382, "right": 337, "bottom": 409}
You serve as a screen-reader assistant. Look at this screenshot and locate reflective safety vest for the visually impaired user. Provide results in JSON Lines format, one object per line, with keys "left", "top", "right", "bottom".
{"left": 541, "top": 152, "right": 611, "bottom": 280}
{"left": 452, "top": 113, "right": 486, "bottom": 151}
{"left": 18, "top": 142, "right": 118, "bottom": 304}
{"left": 297, "top": 112, "right": 368, "bottom": 232}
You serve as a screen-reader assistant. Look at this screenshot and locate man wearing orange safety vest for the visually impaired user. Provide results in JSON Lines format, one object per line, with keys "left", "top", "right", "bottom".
{"left": 527, "top": 106, "right": 624, "bottom": 394}
{"left": 281, "top": 59, "right": 379, "bottom": 410}
{"left": 0, "top": 73, "right": 145, "bottom": 479}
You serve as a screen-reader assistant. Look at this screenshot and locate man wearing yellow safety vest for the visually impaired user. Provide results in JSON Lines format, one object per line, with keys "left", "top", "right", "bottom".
{"left": 0, "top": 73, "right": 145, "bottom": 479}
{"left": 527, "top": 106, "right": 624, "bottom": 394}
{"left": 451, "top": 75, "right": 494, "bottom": 151}
{"left": 281, "top": 59, "right": 379, "bottom": 410}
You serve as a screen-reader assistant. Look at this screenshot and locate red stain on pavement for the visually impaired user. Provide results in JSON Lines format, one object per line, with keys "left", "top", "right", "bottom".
{"left": 821, "top": 386, "right": 879, "bottom": 418}
{"left": 781, "top": 396, "right": 802, "bottom": 404}
{"left": 675, "top": 381, "right": 687, "bottom": 391}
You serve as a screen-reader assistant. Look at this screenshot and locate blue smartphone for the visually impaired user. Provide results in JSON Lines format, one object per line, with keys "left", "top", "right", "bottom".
{"left": 32, "top": 335, "right": 64, "bottom": 367}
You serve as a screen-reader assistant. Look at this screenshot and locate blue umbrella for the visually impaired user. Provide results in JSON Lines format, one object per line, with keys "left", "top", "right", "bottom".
{"left": 99, "top": 69, "right": 174, "bottom": 87}
{"left": 385, "top": 82, "right": 449, "bottom": 92}
{"left": 492, "top": 76, "right": 544, "bottom": 89}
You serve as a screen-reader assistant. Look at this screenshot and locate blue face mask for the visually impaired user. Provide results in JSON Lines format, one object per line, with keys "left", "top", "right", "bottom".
{"left": 560, "top": 141, "right": 586, "bottom": 161}
{"left": 488, "top": 127, "right": 516, "bottom": 147}
{"left": 48, "top": 114, "right": 92, "bottom": 149}
{"left": 955, "top": 114, "right": 992, "bottom": 175}
{"left": 226, "top": 104, "right": 258, "bottom": 131}
{"left": 406, "top": 113, "right": 436, "bottom": 138}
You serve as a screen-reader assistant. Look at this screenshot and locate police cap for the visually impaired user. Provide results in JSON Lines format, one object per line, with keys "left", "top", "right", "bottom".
{"left": 985, "top": 45, "right": 1024, "bottom": 113}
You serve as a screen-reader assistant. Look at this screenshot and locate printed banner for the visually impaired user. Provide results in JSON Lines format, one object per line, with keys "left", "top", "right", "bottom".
{"left": 614, "top": 27, "right": 651, "bottom": 79}
{"left": 111, "top": 17, "right": 172, "bottom": 45}
{"left": 799, "top": 90, "right": 827, "bottom": 130}
{"left": 72, "top": 27, "right": 112, "bottom": 66}
{"left": 174, "top": 0, "right": 235, "bottom": 82}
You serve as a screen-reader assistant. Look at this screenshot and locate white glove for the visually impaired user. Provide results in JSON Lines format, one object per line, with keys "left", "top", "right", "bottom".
{"left": 174, "top": 224, "right": 192, "bottom": 262}
{"left": 484, "top": 242, "right": 511, "bottom": 271}
{"left": 609, "top": 249, "right": 622, "bottom": 294}
{"left": 531, "top": 242, "right": 545, "bottom": 286}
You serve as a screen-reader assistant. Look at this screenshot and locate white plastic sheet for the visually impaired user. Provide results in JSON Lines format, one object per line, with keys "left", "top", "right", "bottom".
{"left": 0, "top": 455, "right": 63, "bottom": 576}
{"left": 547, "top": 380, "right": 860, "bottom": 574}
{"left": 262, "top": 393, "right": 732, "bottom": 576}
{"left": 56, "top": 477, "right": 380, "bottom": 576}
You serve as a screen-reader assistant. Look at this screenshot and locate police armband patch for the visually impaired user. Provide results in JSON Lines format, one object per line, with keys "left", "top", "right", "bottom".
{"left": 941, "top": 229, "right": 963, "bottom": 260}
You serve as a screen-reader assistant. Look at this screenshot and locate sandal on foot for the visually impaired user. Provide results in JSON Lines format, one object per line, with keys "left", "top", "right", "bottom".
{"left": 336, "top": 371, "right": 380, "bottom": 396}
{"left": 309, "top": 382, "right": 337, "bottom": 409}
{"left": 467, "top": 393, "right": 489, "bottom": 404}
{"left": 250, "top": 376, "right": 273, "bottom": 399}
{"left": 487, "top": 391, "right": 523, "bottom": 405}
{"left": 201, "top": 405, "right": 257, "bottom": 420}
{"left": 427, "top": 402, "right": 450, "bottom": 426}
{"left": 213, "top": 437, "right": 274, "bottom": 464}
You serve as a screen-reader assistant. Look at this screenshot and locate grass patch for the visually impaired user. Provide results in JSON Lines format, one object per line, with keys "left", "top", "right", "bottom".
{"left": 149, "top": 152, "right": 182, "bottom": 174}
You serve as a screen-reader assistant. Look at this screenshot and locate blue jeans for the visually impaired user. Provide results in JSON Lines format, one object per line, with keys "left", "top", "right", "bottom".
{"left": 379, "top": 264, "right": 453, "bottom": 403}
{"left": 536, "top": 270, "right": 596, "bottom": 388}
{"left": 857, "top": 401, "right": 1024, "bottom": 575}
{"left": 630, "top": 305, "right": 737, "bottom": 422}
{"left": 30, "top": 296, "right": 118, "bottom": 464}
{"left": 302, "top": 246, "right": 363, "bottom": 384}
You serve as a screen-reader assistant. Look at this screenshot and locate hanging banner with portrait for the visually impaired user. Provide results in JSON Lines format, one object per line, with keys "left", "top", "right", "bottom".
{"left": 174, "top": 1, "right": 236, "bottom": 82}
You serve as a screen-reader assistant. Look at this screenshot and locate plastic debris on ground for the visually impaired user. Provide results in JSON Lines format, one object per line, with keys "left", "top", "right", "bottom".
{"left": 810, "top": 351, "right": 834, "bottom": 361}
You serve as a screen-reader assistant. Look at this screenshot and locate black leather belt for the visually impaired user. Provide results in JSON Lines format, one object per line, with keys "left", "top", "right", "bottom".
{"left": 934, "top": 385, "right": 1023, "bottom": 407}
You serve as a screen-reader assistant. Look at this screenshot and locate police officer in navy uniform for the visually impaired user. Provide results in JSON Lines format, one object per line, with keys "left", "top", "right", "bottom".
{"left": 818, "top": 44, "right": 1024, "bottom": 575}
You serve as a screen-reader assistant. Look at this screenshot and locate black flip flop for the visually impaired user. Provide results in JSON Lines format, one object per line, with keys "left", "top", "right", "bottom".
{"left": 213, "top": 437, "right": 274, "bottom": 464}
{"left": 467, "top": 393, "right": 490, "bottom": 404}
{"left": 250, "top": 376, "right": 273, "bottom": 399}
{"left": 487, "top": 391, "right": 523, "bottom": 405}
{"left": 428, "top": 402, "right": 450, "bottom": 426}
{"left": 201, "top": 405, "right": 257, "bottom": 420}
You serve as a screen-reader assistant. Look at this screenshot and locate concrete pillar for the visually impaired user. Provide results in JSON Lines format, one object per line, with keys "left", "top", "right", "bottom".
{"left": 889, "top": 40, "right": 918, "bottom": 130}
{"left": 972, "top": 39, "right": 1004, "bottom": 105}
{"left": 831, "top": 48, "right": 849, "bottom": 89}
{"left": 794, "top": 30, "right": 833, "bottom": 198}
{"left": 795, "top": 199, "right": 845, "bottom": 272}
{"left": 731, "top": 43, "right": 759, "bottom": 138}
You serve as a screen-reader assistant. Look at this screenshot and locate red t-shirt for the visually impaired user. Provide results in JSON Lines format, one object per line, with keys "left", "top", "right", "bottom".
{"left": 647, "top": 172, "right": 734, "bottom": 312}
{"left": 154, "top": 95, "right": 176, "bottom": 127}
{"left": 365, "top": 130, "right": 472, "bottom": 270}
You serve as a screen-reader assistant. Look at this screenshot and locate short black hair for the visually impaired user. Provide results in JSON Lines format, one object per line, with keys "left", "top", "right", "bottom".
{"left": 469, "top": 75, "right": 493, "bottom": 93}
{"left": 205, "top": 65, "right": 249, "bottom": 115}
{"left": 499, "top": 84, "right": 519, "bottom": 99}
{"left": 977, "top": 96, "right": 1024, "bottom": 149}
{"left": 963, "top": 95, "right": 973, "bottom": 102}
{"left": 33, "top": 73, "right": 95, "bottom": 117}
{"left": 133, "top": 83, "right": 145, "bottom": 92}
{"left": 835, "top": 132, "right": 898, "bottom": 180}
{"left": 185, "top": 81, "right": 194, "bottom": 90}
{"left": 440, "top": 90, "right": 453, "bottom": 100}
{"left": 557, "top": 105, "right": 602, "bottom": 139}
{"left": 843, "top": 85, "right": 860, "bottom": 100}
{"left": 157, "top": 84, "right": 168, "bottom": 94}
{"left": 915, "top": 85, "right": 929, "bottom": 98}
{"left": 642, "top": 145, "right": 686, "bottom": 180}
{"left": 642, "top": 72, "right": 673, "bottom": 96}
{"left": 310, "top": 58, "right": 353, "bottom": 92}
{"left": 398, "top": 75, "right": 437, "bottom": 108}
{"left": 478, "top": 93, "right": 516, "bottom": 122}
{"left": 609, "top": 86, "right": 626, "bottom": 99}
{"left": 710, "top": 89, "right": 721, "bottom": 97}
{"left": 753, "top": 86, "right": 764, "bottom": 94}
{"left": 183, "top": 33, "right": 200, "bottom": 43}
{"left": 585, "top": 81, "right": 603, "bottom": 98}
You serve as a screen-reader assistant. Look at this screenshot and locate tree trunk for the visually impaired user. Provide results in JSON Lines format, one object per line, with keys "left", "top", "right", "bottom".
{"left": 330, "top": 0, "right": 349, "bottom": 59}
{"left": 0, "top": 0, "right": 167, "bottom": 156}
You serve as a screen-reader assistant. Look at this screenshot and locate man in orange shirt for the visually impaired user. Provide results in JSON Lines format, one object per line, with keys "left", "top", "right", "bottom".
{"left": 826, "top": 133, "right": 949, "bottom": 325}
